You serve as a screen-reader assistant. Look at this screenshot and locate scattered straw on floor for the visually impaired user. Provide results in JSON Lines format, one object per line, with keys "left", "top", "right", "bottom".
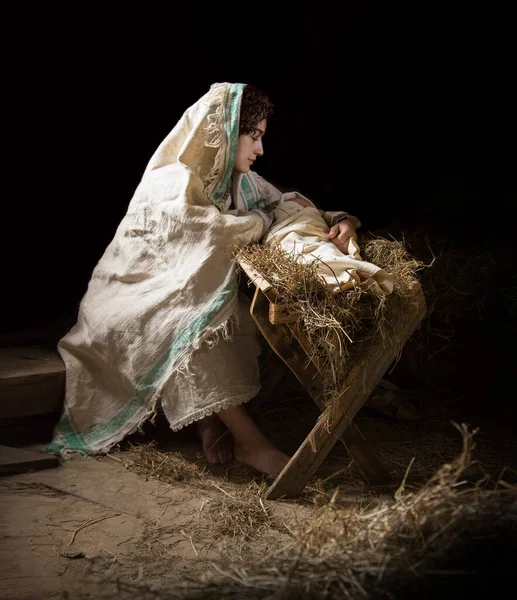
{"left": 121, "top": 442, "right": 208, "bottom": 483}
{"left": 194, "top": 480, "right": 281, "bottom": 542}
{"left": 82, "top": 424, "right": 517, "bottom": 599}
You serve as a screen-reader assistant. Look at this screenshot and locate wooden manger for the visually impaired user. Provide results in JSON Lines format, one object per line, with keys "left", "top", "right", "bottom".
{"left": 237, "top": 256, "right": 427, "bottom": 500}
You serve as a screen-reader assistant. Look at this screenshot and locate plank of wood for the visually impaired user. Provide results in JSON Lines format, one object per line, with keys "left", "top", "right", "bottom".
{"left": 264, "top": 288, "right": 427, "bottom": 499}
{"left": 0, "top": 444, "right": 60, "bottom": 475}
{"left": 269, "top": 303, "right": 298, "bottom": 324}
{"left": 340, "top": 425, "right": 392, "bottom": 486}
{"left": 0, "top": 347, "right": 65, "bottom": 418}
{"left": 238, "top": 258, "right": 275, "bottom": 297}
{"left": 0, "top": 414, "right": 59, "bottom": 447}
{"left": 0, "top": 347, "right": 65, "bottom": 379}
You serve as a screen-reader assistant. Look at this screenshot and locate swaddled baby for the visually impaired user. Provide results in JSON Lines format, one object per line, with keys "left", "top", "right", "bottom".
{"left": 264, "top": 196, "right": 394, "bottom": 295}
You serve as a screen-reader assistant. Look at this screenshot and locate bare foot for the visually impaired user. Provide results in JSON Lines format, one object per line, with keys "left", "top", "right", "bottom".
{"left": 212, "top": 403, "right": 289, "bottom": 477}
{"left": 234, "top": 443, "right": 289, "bottom": 478}
{"left": 197, "top": 414, "right": 234, "bottom": 464}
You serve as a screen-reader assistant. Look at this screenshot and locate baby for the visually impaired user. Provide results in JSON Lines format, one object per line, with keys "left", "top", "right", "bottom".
{"left": 264, "top": 196, "right": 394, "bottom": 295}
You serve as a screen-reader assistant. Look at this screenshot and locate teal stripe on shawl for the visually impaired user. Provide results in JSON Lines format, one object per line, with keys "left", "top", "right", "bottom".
{"left": 212, "top": 83, "right": 245, "bottom": 203}
{"left": 46, "top": 269, "right": 238, "bottom": 454}
{"left": 241, "top": 172, "right": 261, "bottom": 210}
{"left": 47, "top": 403, "right": 89, "bottom": 453}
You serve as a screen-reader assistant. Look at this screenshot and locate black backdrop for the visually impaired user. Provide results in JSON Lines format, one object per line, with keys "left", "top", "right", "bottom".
{"left": 4, "top": 3, "right": 515, "bottom": 338}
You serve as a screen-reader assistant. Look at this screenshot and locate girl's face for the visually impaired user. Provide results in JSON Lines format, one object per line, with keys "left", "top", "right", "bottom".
{"left": 233, "top": 119, "right": 267, "bottom": 173}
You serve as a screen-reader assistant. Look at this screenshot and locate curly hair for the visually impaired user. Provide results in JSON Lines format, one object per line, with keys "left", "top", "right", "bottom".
{"left": 239, "top": 85, "right": 274, "bottom": 135}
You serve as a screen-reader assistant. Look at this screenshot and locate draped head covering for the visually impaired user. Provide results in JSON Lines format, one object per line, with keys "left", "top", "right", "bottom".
{"left": 145, "top": 82, "right": 243, "bottom": 211}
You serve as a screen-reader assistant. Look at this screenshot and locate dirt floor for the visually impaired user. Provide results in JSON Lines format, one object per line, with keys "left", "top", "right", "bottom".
{"left": 1, "top": 369, "right": 516, "bottom": 600}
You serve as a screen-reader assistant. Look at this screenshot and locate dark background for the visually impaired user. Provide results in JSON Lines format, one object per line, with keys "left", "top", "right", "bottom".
{"left": 3, "top": 4, "right": 516, "bottom": 415}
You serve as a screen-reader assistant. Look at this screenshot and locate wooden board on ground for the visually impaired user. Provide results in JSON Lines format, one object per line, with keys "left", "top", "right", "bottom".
{"left": 0, "top": 444, "right": 60, "bottom": 475}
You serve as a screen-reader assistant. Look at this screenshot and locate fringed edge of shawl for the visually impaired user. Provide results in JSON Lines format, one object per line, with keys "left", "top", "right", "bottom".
{"left": 204, "top": 99, "right": 227, "bottom": 210}
{"left": 204, "top": 98, "right": 224, "bottom": 149}
{"left": 168, "top": 297, "right": 240, "bottom": 377}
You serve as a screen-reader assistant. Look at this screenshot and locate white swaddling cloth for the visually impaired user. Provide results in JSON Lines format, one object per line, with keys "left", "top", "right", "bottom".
{"left": 265, "top": 199, "right": 394, "bottom": 295}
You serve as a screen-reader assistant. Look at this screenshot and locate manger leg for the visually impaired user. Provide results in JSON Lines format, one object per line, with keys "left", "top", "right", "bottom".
{"left": 340, "top": 425, "right": 392, "bottom": 486}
